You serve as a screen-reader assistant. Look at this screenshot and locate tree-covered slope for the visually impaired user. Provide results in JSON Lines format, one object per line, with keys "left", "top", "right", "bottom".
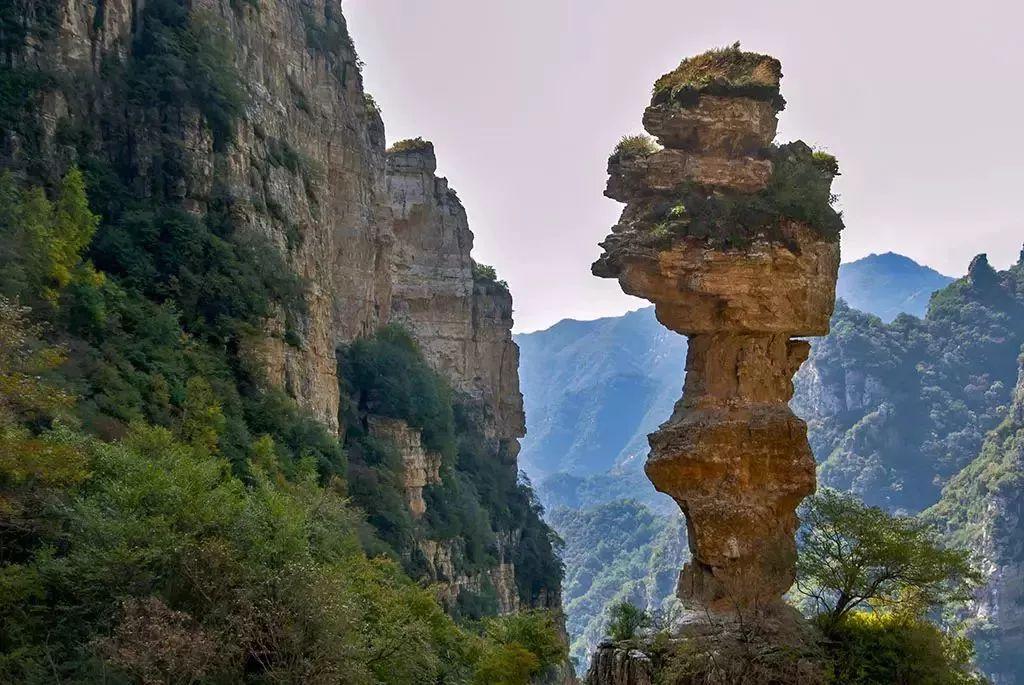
{"left": 796, "top": 253, "right": 1024, "bottom": 511}
{"left": 0, "top": 1, "right": 568, "bottom": 682}
{"left": 927, "top": 360, "right": 1024, "bottom": 684}
{"left": 520, "top": 250, "right": 1023, "bottom": 677}
{"left": 546, "top": 502, "right": 686, "bottom": 669}
{"left": 837, "top": 252, "right": 954, "bottom": 322}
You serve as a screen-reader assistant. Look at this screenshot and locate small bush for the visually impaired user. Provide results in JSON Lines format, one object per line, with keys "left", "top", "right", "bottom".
{"left": 640, "top": 141, "right": 843, "bottom": 247}
{"left": 606, "top": 600, "right": 650, "bottom": 642}
{"left": 612, "top": 134, "right": 660, "bottom": 161}
{"left": 823, "top": 612, "right": 987, "bottom": 685}
{"left": 471, "top": 262, "right": 508, "bottom": 290}
{"left": 388, "top": 136, "right": 431, "bottom": 154}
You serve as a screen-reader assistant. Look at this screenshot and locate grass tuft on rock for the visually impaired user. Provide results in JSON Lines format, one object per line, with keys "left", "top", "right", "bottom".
{"left": 611, "top": 134, "right": 661, "bottom": 161}
{"left": 652, "top": 43, "right": 785, "bottom": 110}
{"left": 387, "top": 136, "right": 432, "bottom": 154}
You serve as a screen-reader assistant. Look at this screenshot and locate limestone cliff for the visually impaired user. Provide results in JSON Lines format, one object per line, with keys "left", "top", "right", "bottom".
{"left": 6, "top": 0, "right": 391, "bottom": 431}
{"left": 929, "top": 358, "right": 1024, "bottom": 685}
{"left": 593, "top": 46, "right": 841, "bottom": 623}
{"left": 6, "top": 0, "right": 560, "bottom": 629}
{"left": 386, "top": 139, "right": 525, "bottom": 449}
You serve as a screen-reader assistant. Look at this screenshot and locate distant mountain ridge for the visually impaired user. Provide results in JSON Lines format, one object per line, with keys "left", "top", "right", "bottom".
{"left": 516, "top": 252, "right": 971, "bottom": 670}
{"left": 516, "top": 252, "right": 952, "bottom": 486}
{"left": 837, "top": 252, "right": 954, "bottom": 321}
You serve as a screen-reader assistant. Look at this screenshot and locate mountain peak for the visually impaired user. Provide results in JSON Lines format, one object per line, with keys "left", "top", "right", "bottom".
{"left": 838, "top": 252, "right": 953, "bottom": 321}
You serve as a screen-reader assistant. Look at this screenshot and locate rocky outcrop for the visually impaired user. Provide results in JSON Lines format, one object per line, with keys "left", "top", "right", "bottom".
{"left": 386, "top": 140, "right": 525, "bottom": 447}
{"left": 930, "top": 358, "right": 1024, "bottom": 684}
{"left": 418, "top": 534, "right": 523, "bottom": 616}
{"left": 593, "top": 47, "right": 841, "bottom": 617}
{"left": 585, "top": 642, "right": 653, "bottom": 685}
{"left": 367, "top": 416, "right": 441, "bottom": 517}
{"left": 13, "top": 0, "right": 561, "bottom": 636}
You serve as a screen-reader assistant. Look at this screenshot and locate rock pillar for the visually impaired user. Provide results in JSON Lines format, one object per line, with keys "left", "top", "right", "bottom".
{"left": 593, "top": 47, "right": 841, "bottom": 614}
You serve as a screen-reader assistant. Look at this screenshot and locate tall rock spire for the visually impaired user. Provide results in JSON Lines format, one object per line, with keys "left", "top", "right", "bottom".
{"left": 593, "top": 46, "right": 842, "bottom": 615}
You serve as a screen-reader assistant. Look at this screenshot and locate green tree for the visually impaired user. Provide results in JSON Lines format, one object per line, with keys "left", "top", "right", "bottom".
{"left": 795, "top": 489, "right": 981, "bottom": 634}
{"left": 0, "top": 168, "right": 99, "bottom": 303}
{"left": 605, "top": 600, "right": 650, "bottom": 642}
{"left": 180, "top": 376, "right": 226, "bottom": 454}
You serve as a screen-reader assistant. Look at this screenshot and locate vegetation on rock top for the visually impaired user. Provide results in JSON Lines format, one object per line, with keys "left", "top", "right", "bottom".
{"left": 635, "top": 141, "right": 843, "bottom": 249}
{"left": 388, "top": 136, "right": 433, "bottom": 154}
{"left": 651, "top": 43, "right": 786, "bottom": 110}
{"left": 610, "top": 134, "right": 661, "bottom": 162}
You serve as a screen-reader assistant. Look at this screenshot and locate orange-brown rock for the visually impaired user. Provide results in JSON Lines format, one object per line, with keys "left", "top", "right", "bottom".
{"left": 367, "top": 416, "right": 442, "bottom": 518}
{"left": 643, "top": 96, "right": 778, "bottom": 154}
{"left": 593, "top": 47, "right": 841, "bottom": 616}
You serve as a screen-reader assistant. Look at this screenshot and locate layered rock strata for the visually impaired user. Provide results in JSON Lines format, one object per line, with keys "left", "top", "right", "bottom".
{"left": 367, "top": 416, "right": 442, "bottom": 517}
{"left": 386, "top": 140, "right": 525, "bottom": 449}
{"left": 593, "top": 48, "right": 841, "bottom": 615}
{"left": 13, "top": 0, "right": 559, "bottom": 630}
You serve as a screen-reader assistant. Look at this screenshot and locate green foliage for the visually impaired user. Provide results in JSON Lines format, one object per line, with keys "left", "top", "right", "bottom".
{"left": 0, "top": 423, "right": 465, "bottom": 683}
{"left": 548, "top": 500, "right": 686, "bottom": 665}
{"left": 0, "top": 168, "right": 100, "bottom": 303}
{"left": 650, "top": 141, "right": 843, "bottom": 247}
{"left": 652, "top": 43, "right": 785, "bottom": 109}
{"left": 474, "top": 611, "right": 569, "bottom": 685}
{"left": 85, "top": 160, "right": 305, "bottom": 344}
{"left": 796, "top": 489, "right": 981, "bottom": 634}
{"left": 339, "top": 327, "right": 563, "bottom": 603}
{"left": 606, "top": 600, "right": 651, "bottom": 641}
{"left": 340, "top": 325, "right": 456, "bottom": 455}
{"left": 823, "top": 611, "right": 988, "bottom": 685}
{"left": 389, "top": 136, "right": 432, "bottom": 153}
{"left": 797, "top": 257, "right": 1024, "bottom": 510}
{"left": 472, "top": 261, "right": 509, "bottom": 292}
{"left": 611, "top": 134, "right": 660, "bottom": 161}
{"left": 0, "top": 329, "right": 564, "bottom": 683}
{"left": 126, "top": 0, "right": 246, "bottom": 147}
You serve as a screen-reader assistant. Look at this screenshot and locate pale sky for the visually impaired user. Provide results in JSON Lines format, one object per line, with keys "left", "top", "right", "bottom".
{"left": 345, "top": 0, "right": 1023, "bottom": 333}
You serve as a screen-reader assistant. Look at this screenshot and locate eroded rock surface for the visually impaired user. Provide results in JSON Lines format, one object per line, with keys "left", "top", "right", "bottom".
{"left": 593, "top": 47, "right": 841, "bottom": 615}
{"left": 16, "top": 0, "right": 559, "bottom": 633}
{"left": 367, "top": 416, "right": 442, "bottom": 517}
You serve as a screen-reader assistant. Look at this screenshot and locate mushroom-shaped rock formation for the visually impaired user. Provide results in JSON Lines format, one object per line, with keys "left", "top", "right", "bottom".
{"left": 593, "top": 46, "right": 842, "bottom": 616}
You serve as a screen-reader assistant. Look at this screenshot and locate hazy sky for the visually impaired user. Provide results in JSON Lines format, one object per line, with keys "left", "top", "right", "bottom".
{"left": 345, "top": 0, "right": 1022, "bottom": 332}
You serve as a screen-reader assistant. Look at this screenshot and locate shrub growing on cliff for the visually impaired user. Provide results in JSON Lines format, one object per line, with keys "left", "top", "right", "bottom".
{"left": 605, "top": 600, "right": 651, "bottom": 642}
{"left": 795, "top": 489, "right": 981, "bottom": 635}
{"left": 0, "top": 167, "right": 99, "bottom": 303}
{"left": 388, "top": 136, "right": 432, "bottom": 154}
{"left": 611, "top": 134, "right": 660, "bottom": 161}
{"left": 646, "top": 141, "right": 843, "bottom": 248}
{"left": 127, "top": 0, "right": 245, "bottom": 147}
{"left": 824, "top": 611, "right": 987, "bottom": 685}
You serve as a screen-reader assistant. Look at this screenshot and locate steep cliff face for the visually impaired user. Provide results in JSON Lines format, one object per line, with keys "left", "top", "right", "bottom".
{"left": 6, "top": 0, "right": 392, "bottom": 431}
{"left": 386, "top": 140, "right": 525, "bottom": 447}
{"left": 6, "top": 0, "right": 561, "bottom": 629}
{"left": 929, "top": 360, "right": 1024, "bottom": 684}
{"left": 593, "top": 47, "right": 840, "bottom": 619}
